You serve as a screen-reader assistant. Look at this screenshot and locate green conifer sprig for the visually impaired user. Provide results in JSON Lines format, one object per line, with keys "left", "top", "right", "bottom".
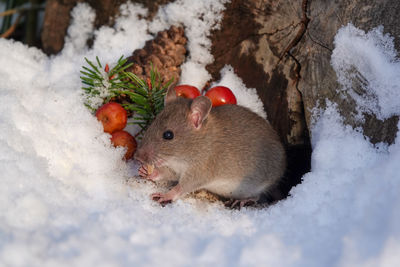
{"left": 80, "top": 56, "right": 133, "bottom": 109}
{"left": 80, "top": 56, "right": 173, "bottom": 135}
{"left": 122, "top": 69, "right": 173, "bottom": 131}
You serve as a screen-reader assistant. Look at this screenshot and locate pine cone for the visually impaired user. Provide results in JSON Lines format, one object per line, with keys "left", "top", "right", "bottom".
{"left": 126, "top": 26, "right": 187, "bottom": 84}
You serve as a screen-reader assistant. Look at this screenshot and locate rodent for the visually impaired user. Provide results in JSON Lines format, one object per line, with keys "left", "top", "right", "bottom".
{"left": 134, "top": 86, "right": 286, "bottom": 207}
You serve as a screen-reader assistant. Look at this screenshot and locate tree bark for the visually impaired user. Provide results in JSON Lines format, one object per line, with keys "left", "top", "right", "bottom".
{"left": 207, "top": 0, "right": 400, "bottom": 145}
{"left": 296, "top": 0, "right": 400, "bottom": 144}
{"left": 41, "top": 0, "right": 174, "bottom": 54}
{"left": 206, "top": 0, "right": 309, "bottom": 148}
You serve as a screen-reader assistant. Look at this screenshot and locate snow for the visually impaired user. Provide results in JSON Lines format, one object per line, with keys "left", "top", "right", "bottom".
{"left": 1, "top": 2, "right": 400, "bottom": 267}
{"left": 149, "top": 0, "right": 229, "bottom": 88}
{"left": 214, "top": 65, "right": 267, "bottom": 119}
{"left": 64, "top": 3, "right": 96, "bottom": 54}
{"left": 331, "top": 23, "right": 400, "bottom": 120}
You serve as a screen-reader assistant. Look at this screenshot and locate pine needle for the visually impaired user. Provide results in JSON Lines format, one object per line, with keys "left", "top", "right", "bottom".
{"left": 80, "top": 55, "right": 172, "bottom": 136}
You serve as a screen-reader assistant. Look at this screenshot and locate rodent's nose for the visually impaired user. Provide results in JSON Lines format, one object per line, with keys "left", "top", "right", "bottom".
{"left": 134, "top": 150, "right": 145, "bottom": 163}
{"left": 134, "top": 148, "right": 149, "bottom": 164}
{"left": 134, "top": 144, "right": 155, "bottom": 164}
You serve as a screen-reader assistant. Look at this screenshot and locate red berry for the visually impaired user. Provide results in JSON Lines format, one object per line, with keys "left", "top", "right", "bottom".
{"left": 146, "top": 78, "right": 152, "bottom": 90}
{"left": 111, "top": 130, "right": 137, "bottom": 160}
{"left": 205, "top": 86, "right": 237, "bottom": 107}
{"left": 104, "top": 64, "right": 115, "bottom": 80}
{"left": 174, "top": 85, "right": 201, "bottom": 99}
{"left": 95, "top": 102, "right": 127, "bottom": 134}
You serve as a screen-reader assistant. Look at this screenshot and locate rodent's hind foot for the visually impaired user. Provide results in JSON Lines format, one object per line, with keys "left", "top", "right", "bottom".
{"left": 151, "top": 185, "right": 182, "bottom": 206}
{"left": 224, "top": 198, "right": 258, "bottom": 210}
{"left": 151, "top": 192, "right": 172, "bottom": 206}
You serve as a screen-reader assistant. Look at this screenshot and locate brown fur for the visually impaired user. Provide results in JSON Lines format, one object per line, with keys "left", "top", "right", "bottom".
{"left": 135, "top": 93, "right": 286, "bottom": 202}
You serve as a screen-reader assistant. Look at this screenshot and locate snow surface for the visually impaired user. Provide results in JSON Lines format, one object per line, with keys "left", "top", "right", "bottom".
{"left": 212, "top": 65, "right": 267, "bottom": 119}
{"left": 331, "top": 23, "right": 400, "bottom": 120}
{"left": 1, "top": 2, "right": 400, "bottom": 267}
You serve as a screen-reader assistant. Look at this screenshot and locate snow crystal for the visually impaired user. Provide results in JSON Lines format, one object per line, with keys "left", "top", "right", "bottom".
{"left": 91, "top": 3, "right": 151, "bottom": 62}
{"left": 83, "top": 66, "right": 113, "bottom": 110}
{"left": 63, "top": 3, "right": 95, "bottom": 55}
{"left": 331, "top": 23, "right": 400, "bottom": 120}
{"left": 215, "top": 65, "right": 267, "bottom": 119}
{"left": 1, "top": 1, "right": 400, "bottom": 267}
{"left": 180, "top": 61, "right": 212, "bottom": 89}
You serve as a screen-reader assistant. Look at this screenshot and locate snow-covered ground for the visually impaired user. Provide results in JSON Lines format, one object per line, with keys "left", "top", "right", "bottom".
{"left": 1, "top": 1, "right": 400, "bottom": 266}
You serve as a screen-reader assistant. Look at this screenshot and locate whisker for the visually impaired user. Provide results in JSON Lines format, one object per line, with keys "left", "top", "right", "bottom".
{"left": 154, "top": 155, "right": 166, "bottom": 167}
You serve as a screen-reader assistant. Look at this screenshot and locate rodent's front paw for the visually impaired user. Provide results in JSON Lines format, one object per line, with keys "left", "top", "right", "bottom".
{"left": 151, "top": 192, "right": 173, "bottom": 205}
{"left": 138, "top": 164, "right": 160, "bottom": 181}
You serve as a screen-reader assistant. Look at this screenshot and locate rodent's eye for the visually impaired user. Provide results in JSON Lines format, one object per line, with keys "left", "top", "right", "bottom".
{"left": 162, "top": 130, "right": 174, "bottom": 140}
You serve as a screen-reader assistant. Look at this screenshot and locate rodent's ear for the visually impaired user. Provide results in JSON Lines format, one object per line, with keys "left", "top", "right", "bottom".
{"left": 189, "top": 96, "right": 212, "bottom": 129}
{"left": 164, "top": 82, "right": 177, "bottom": 106}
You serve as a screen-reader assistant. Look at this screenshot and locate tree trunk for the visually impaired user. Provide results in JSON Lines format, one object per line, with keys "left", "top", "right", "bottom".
{"left": 296, "top": 0, "right": 400, "bottom": 144}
